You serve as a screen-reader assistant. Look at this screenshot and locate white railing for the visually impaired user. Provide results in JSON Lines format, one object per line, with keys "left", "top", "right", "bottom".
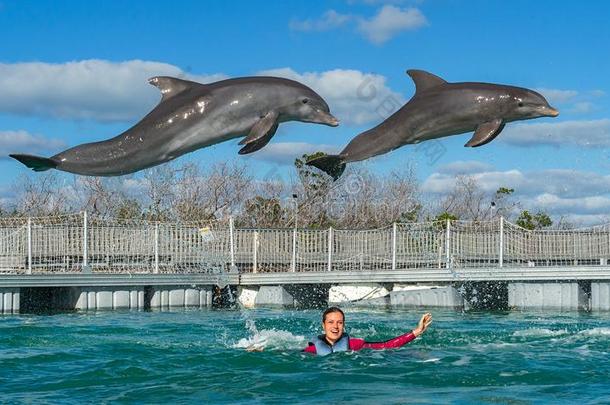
{"left": 1, "top": 213, "right": 610, "bottom": 274}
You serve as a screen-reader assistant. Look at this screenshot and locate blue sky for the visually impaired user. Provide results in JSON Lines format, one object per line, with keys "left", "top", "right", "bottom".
{"left": 1, "top": 0, "right": 610, "bottom": 224}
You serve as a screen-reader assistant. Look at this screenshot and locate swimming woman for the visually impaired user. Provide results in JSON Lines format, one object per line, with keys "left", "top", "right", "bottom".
{"left": 304, "top": 307, "right": 432, "bottom": 356}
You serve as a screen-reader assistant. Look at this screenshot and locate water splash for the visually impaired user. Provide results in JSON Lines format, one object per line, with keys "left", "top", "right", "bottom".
{"left": 232, "top": 320, "right": 307, "bottom": 352}
{"left": 513, "top": 328, "right": 568, "bottom": 338}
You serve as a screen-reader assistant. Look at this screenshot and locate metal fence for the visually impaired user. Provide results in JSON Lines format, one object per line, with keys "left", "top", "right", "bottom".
{"left": 1, "top": 213, "right": 610, "bottom": 274}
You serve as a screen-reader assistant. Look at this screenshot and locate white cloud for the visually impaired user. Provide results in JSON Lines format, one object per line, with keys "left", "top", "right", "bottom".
{"left": 535, "top": 88, "right": 578, "bottom": 104}
{"left": 424, "top": 168, "right": 610, "bottom": 199}
{"left": 557, "top": 214, "right": 610, "bottom": 227}
{"left": 0, "top": 130, "right": 66, "bottom": 157}
{"left": 289, "top": 10, "right": 352, "bottom": 31}
{"left": 258, "top": 67, "right": 405, "bottom": 125}
{"left": 569, "top": 102, "right": 595, "bottom": 114}
{"left": 357, "top": 6, "right": 427, "bottom": 44}
{"left": 290, "top": 6, "right": 426, "bottom": 44}
{"left": 500, "top": 119, "right": 610, "bottom": 148}
{"left": 247, "top": 142, "right": 340, "bottom": 166}
{"left": 120, "top": 177, "right": 148, "bottom": 196}
{"left": 523, "top": 193, "right": 610, "bottom": 215}
{"left": 437, "top": 160, "right": 494, "bottom": 175}
{"left": 0, "top": 59, "right": 225, "bottom": 122}
{"left": 422, "top": 166, "right": 610, "bottom": 225}
{"left": 0, "top": 60, "right": 402, "bottom": 127}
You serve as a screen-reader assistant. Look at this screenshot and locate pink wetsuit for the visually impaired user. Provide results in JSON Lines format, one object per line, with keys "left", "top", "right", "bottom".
{"left": 303, "top": 331, "right": 416, "bottom": 355}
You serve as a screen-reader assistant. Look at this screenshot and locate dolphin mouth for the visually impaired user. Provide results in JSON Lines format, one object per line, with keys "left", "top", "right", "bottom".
{"left": 314, "top": 111, "right": 340, "bottom": 127}
{"left": 542, "top": 106, "right": 560, "bottom": 117}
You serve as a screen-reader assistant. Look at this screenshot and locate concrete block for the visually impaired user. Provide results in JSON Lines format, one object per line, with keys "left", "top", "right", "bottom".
{"left": 508, "top": 282, "right": 587, "bottom": 311}
{"left": 591, "top": 283, "right": 610, "bottom": 311}
{"left": 87, "top": 291, "right": 96, "bottom": 310}
{"left": 129, "top": 290, "right": 138, "bottom": 308}
{"left": 151, "top": 287, "right": 170, "bottom": 309}
{"left": 169, "top": 289, "right": 185, "bottom": 307}
{"left": 150, "top": 289, "right": 161, "bottom": 308}
{"left": 96, "top": 289, "right": 114, "bottom": 310}
{"left": 74, "top": 287, "right": 145, "bottom": 311}
{"left": 255, "top": 286, "right": 294, "bottom": 307}
{"left": 113, "top": 290, "right": 130, "bottom": 309}
{"left": 390, "top": 285, "right": 463, "bottom": 308}
{"left": 0, "top": 288, "right": 20, "bottom": 314}
{"left": 76, "top": 290, "right": 87, "bottom": 310}
{"left": 3, "top": 290, "right": 10, "bottom": 312}
{"left": 151, "top": 286, "right": 213, "bottom": 309}
{"left": 185, "top": 288, "right": 200, "bottom": 307}
{"left": 205, "top": 289, "right": 213, "bottom": 307}
{"left": 329, "top": 284, "right": 390, "bottom": 307}
{"left": 237, "top": 286, "right": 259, "bottom": 308}
{"left": 12, "top": 289, "right": 19, "bottom": 313}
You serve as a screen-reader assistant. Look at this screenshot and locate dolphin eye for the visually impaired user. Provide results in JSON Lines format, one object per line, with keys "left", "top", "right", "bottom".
{"left": 518, "top": 102, "right": 524, "bottom": 107}
{"left": 302, "top": 98, "right": 309, "bottom": 104}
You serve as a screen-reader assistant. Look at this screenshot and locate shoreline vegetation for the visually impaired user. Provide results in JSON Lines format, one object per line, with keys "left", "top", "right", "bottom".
{"left": 2, "top": 153, "right": 574, "bottom": 230}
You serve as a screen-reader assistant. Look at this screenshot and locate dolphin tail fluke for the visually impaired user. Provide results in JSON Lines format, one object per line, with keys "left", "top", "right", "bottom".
{"left": 306, "top": 154, "right": 346, "bottom": 181}
{"left": 9, "top": 154, "right": 58, "bottom": 172}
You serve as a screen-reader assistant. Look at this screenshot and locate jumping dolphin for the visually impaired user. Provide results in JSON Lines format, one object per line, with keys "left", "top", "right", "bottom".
{"left": 307, "top": 70, "right": 559, "bottom": 180}
{"left": 10, "top": 76, "right": 339, "bottom": 176}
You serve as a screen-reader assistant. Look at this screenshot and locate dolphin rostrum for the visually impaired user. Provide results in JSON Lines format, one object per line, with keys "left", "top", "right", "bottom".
{"left": 10, "top": 76, "right": 339, "bottom": 176}
{"left": 307, "top": 70, "right": 559, "bottom": 180}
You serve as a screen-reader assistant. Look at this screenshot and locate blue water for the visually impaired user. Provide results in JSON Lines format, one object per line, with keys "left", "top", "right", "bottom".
{"left": 1, "top": 308, "right": 609, "bottom": 404}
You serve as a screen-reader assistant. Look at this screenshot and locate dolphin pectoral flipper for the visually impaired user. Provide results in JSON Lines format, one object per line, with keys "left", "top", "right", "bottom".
{"left": 148, "top": 76, "right": 204, "bottom": 101}
{"left": 239, "top": 111, "right": 279, "bottom": 146}
{"left": 465, "top": 119, "right": 505, "bottom": 147}
{"left": 10, "top": 154, "right": 58, "bottom": 172}
{"left": 238, "top": 123, "right": 279, "bottom": 155}
{"left": 306, "top": 154, "right": 347, "bottom": 181}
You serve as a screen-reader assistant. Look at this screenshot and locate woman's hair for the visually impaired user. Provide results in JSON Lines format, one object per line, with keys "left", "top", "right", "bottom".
{"left": 322, "top": 306, "right": 345, "bottom": 322}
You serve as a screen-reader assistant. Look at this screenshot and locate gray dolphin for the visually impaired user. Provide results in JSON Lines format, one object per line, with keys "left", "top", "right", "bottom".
{"left": 307, "top": 70, "right": 559, "bottom": 180}
{"left": 10, "top": 76, "right": 339, "bottom": 176}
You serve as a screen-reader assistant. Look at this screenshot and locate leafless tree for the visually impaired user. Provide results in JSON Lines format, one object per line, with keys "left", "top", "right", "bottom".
{"left": 74, "top": 176, "right": 140, "bottom": 219}
{"left": 11, "top": 173, "right": 72, "bottom": 216}
{"left": 433, "top": 175, "right": 519, "bottom": 221}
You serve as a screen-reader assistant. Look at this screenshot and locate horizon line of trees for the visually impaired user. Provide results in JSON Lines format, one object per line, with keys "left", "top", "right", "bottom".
{"left": 0, "top": 153, "right": 570, "bottom": 230}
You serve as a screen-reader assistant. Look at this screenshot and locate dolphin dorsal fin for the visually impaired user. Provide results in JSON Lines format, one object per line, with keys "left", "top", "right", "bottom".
{"left": 406, "top": 70, "right": 447, "bottom": 93}
{"left": 148, "top": 76, "right": 202, "bottom": 101}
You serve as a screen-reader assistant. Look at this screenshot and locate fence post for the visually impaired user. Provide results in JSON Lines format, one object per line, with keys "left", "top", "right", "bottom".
{"left": 392, "top": 223, "right": 397, "bottom": 270}
{"left": 327, "top": 227, "right": 333, "bottom": 272}
{"left": 27, "top": 217, "right": 32, "bottom": 274}
{"left": 291, "top": 228, "right": 297, "bottom": 272}
{"left": 82, "top": 211, "right": 88, "bottom": 268}
{"left": 445, "top": 219, "right": 451, "bottom": 269}
{"left": 253, "top": 231, "right": 258, "bottom": 273}
{"left": 229, "top": 217, "right": 236, "bottom": 271}
{"left": 499, "top": 216, "right": 504, "bottom": 268}
{"left": 154, "top": 223, "right": 159, "bottom": 274}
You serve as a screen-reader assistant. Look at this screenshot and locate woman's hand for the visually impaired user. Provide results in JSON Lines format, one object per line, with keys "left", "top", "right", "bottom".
{"left": 412, "top": 313, "right": 432, "bottom": 337}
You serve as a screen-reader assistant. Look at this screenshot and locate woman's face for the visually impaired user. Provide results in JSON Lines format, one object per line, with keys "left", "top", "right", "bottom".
{"left": 322, "top": 311, "right": 345, "bottom": 344}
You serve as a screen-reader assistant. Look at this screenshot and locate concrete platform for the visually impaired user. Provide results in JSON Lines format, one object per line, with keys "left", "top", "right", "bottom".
{"left": 254, "top": 285, "right": 294, "bottom": 307}
{"left": 237, "top": 286, "right": 259, "bottom": 308}
{"left": 150, "top": 285, "right": 213, "bottom": 309}
{"left": 591, "top": 282, "right": 610, "bottom": 311}
{"left": 75, "top": 286, "right": 145, "bottom": 310}
{"left": 390, "top": 285, "right": 463, "bottom": 308}
{"left": 508, "top": 282, "right": 588, "bottom": 311}
{"left": 329, "top": 284, "right": 390, "bottom": 307}
{"left": 0, "top": 288, "right": 20, "bottom": 314}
